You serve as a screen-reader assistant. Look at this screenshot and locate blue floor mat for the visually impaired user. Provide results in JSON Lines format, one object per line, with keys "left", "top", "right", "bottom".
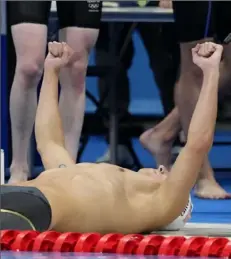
{"left": 190, "top": 185, "right": 231, "bottom": 223}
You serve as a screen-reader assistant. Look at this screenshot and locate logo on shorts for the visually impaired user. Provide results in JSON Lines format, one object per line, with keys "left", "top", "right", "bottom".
{"left": 87, "top": 0, "right": 100, "bottom": 12}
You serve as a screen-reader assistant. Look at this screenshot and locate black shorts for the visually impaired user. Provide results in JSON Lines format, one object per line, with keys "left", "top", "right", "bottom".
{"left": 8, "top": 1, "right": 102, "bottom": 29}
{"left": 1, "top": 185, "right": 52, "bottom": 231}
{"left": 173, "top": 1, "right": 231, "bottom": 43}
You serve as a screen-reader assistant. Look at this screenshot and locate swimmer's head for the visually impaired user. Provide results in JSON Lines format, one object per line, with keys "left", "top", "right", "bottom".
{"left": 138, "top": 165, "right": 168, "bottom": 182}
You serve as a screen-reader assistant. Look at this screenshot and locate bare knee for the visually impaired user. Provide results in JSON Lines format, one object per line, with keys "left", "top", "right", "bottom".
{"left": 16, "top": 59, "right": 44, "bottom": 82}
{"left": 69, "top": 59, "right": 87, "bottom": 93}
{"left": 59, "top": 27, "right": 100, "bottom": 92}
{"left": 60, "top": 27, "right": 99, "bottom": 53}
{"left": 65, "top": 29, "right": 99, "bottom": 90}
{"left": 60, "top": 53, "right": 87, "bottom": 94}
{"left": 11, "top": 24, "right": 47, "bottom": 81}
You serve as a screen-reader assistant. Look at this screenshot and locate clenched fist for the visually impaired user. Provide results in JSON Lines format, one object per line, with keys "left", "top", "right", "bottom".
{"left": 192, "top": 42, "right": 223, "bottom": 72}
{"left": 44, "top": 41, "right": 78, "bottom": 71}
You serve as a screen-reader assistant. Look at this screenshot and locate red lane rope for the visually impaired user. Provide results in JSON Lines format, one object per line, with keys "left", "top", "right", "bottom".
{"left": 1, "top": 230, "right": 230, "bottom": 258}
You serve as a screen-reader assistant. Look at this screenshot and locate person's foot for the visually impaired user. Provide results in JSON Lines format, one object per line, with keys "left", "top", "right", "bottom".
{"left": 194, "top": 178, "right": 231, "bottom": 199}
{"left": 139, "top": 128, "right": 173, "bottom": 170}
{"left": 8, "top": 166, "right": 29, "bottom": 184}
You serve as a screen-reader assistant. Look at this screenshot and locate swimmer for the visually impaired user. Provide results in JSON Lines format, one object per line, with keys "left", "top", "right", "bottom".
{"left": 1, "top": 41, "right": 223, "bottom": 233}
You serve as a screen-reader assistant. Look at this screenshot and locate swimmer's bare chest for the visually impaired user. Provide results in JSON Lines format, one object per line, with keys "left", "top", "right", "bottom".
{"left": 36, "top": 163, "right": 158, "bottom": 206}
{"left": 32, "top": 163, "right": 159, "bottom": 233}
{"left": 38, "top": 162, "right": 143, "bottom": 188}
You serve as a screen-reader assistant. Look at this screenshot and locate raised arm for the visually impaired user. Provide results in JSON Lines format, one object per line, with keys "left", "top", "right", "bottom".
{"left": 156, "top": 43, "right": 225, "bottom": 225}
{"left": 35, "top": 42, "right": 76, "bottom": 169}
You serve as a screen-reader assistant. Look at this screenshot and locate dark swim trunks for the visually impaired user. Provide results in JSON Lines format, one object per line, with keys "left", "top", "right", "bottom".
{"left": 1, "top": 185, "right": 52, "bottom": 231}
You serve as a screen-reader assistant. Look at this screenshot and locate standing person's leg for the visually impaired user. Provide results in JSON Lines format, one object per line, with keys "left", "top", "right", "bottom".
{"left": 95, "top": 23, "right": 136, "bottom": 167}
{"left": 95, "top": 23, "right": 131, "bottom": 121}
{"left": 139, "top": 22, "right": 179, "bottom": 115}
{"left": 57, "top": 1, "right": 102, "bottom": 161}
{"left": 215, "top": 1, "right": 231, "bottom": 99}
{"left": 173, "top": 1, "right": 231, "bottom": 198}
{"left": 138, "top": 22, "right": 181, "bottom": 169}
{"left": 140, "top": 108, "right": 180, "bottom": 171}
{"left": 7, "top": 1, "right": 50, "bottom": 183}
{"left": 195, "top": 1, "right": 231, "bottom": 198}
